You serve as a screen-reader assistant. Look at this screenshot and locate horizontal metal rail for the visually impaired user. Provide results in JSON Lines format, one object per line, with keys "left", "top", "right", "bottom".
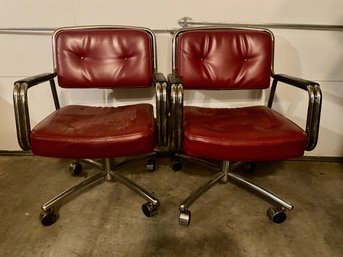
{"left": 0, "top": 27, "right": 176, "bottom": 35}
{"left": 178, "top": 17, "right": 343, "bottom": 31}
{"left": 1, "top": 16, "right": 343, "bottom": 35}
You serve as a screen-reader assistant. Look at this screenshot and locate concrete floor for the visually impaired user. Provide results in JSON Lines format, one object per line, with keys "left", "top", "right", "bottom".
{"left": 0, "top": 155, "right": 342, "bottom": 257}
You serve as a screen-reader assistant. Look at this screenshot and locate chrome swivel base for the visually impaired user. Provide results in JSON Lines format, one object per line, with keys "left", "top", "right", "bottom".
{"left": 40, "top": 154, "right": 159, "bottom": 226}
{"left": 174, "top": 154, "right": 293, "bottom": 226}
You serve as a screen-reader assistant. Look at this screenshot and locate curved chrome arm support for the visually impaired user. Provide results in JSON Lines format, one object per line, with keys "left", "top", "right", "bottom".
{"left": 269, "top": 74, "right": 322, "bottom": 151}
{"left": 13, "top": 72, "right": 58, "bottom": 151}
{"left": 168, "top": 73, "right": 184, "bottom": 152}
{"left": 309, "top": 84, "right": 322, "bottom": 150}
{"left": 154, "top": 72, "right": 168, "bottom": 147}
{"left": 13, "top": 82, "right": 31, "bottom": 150}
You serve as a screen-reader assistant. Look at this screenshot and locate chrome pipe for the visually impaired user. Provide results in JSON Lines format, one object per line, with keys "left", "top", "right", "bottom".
{"left": 175, "top": 153, "right": 219, "bottom": 171}
{"left": 0, "top": 27, "right": 176, "bottom": 35}
{"left": 161, "top": 82, "right": 169, "bottom": 146}
{"left": 13, "top": 83, "right": 31, "bottom": 150}
{"left": 267, "top": 79, "right": 278, "bottom": 108}
{"left": 169, "top": 84, "right": 178, "bottom": 151}
{"left": 2, "top": 20, "right": 343, "bottom": 36}
{"left": 228, "top": 161, "right": 247, "bottom": 172}
{"left": 49, "top": 79, "right": 60, "bottom": 110}
{"left": 227, "top": 172, "right": 293, "bottom": 210}
{"left": 220, "top": 161, "right": 230, "bottom": 183}
{"left": 110, "top": 170, "right": 159, "bottom": 206}
{"left": 80, "top": 159, "right": 103, "bottom": 170}
{"left": 308, "top": 84, "right": 322, "bottom": 151}
{"left": 178, "top": 17, "right": 343, "bottom": 31}
{"left": 112, "top": 153, "right": 156, "bottom": 171}
{"left": 179, "top": 172, "right": 224, "bottom": 211}
{"left": 305, "top": 85, "right": 316, "bottom": 149}
{"left": 41, "top": 172, "right": 106, "bottom": 212}
{"left": 104, "top": 158, "right": 112, "bottom": 181}
{"left": 176, "top": 84, "right": 184, "bottom": 151}
{"left": 155, "top": 82, "right": 162, "bottom": 145}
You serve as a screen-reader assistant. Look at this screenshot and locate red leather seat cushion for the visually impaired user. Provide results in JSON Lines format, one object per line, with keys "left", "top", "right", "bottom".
{"left": 30, "top": 104, "right": 155, "bottom": 158}
{"left": 183, "top": 106, "right": 307, "bottom": 161}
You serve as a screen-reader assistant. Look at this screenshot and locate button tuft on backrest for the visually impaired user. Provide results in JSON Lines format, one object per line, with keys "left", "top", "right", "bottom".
{"left": 176, "top": 29, "right": 273, "bottom": 89}
{"left": 54, "top": 27, "right": 154, "bottom": 88}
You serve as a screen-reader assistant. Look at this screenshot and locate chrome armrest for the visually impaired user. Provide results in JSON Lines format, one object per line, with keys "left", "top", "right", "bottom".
{"left": 168, "top": 73, "right": 184, "bottom": 152}
{"left": 154, "top": 72, "right": 168, "bottom": 146}
{"left": 13, "top": 72, "right": 58, "bottom": 151}
{"left": 269, "top": 73, "right": 322, "bottom": 151}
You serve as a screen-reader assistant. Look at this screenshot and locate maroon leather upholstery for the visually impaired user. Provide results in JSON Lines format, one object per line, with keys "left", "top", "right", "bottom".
{"left": 174, "top": 28, "right": 308, "bottom": 162}
{"left": 31, "top": 104, "right": 155, "bottom": 158}
{"left": 175, "top": 29, "right": 272, "bottom": 89}
{"left": 29, "top": 27, "right": 157, "bottom": 159}
{"left": 54, "top": 28, "right": 153, "bottom": 88}
{"left": 183, "top": 106, "right": 307, "bottom": 161}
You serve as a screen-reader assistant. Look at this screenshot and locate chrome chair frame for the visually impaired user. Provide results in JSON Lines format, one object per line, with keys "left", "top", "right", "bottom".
{"left": 13, "top": 26, "right": 168, "bottom": 226}
{"left": 168, "top": 26, "right": 322, "bottom": 226}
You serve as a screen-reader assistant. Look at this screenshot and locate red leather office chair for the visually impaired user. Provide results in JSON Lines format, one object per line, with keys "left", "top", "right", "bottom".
{"left": 168, "top": 26, "right": 322, "bottom": 226}
{"left": 13, "top": 26, "right": 168, "bottom": 226}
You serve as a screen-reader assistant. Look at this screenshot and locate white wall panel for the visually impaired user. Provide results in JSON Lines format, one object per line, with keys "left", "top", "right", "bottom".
{"left": 1, "top": 1, "right": 342, "bottom": 28}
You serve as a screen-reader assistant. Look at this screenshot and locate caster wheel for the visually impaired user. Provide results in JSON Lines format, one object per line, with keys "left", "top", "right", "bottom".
{"left": 179, "top": 210, "right": 191, "bottom": 226}
{"left": 69, "top": 161, "right": 82, "bottom": 176}
{"left": 146, "top": 158, "right": 156, "bottom": 171}
{"left": 40, "top": 209, "right": 58, "bottom": 226}
{"left": 172, "top": 160, "right": 183, "bottom": 171}
{"left": 267, "top": 207, "right": 287, "bottom": 224}
{"left": 142, "top": 202, "right": 158, "bottom": 217}
{"left": 244, "top": 162, "right": 256, "bottom": 173}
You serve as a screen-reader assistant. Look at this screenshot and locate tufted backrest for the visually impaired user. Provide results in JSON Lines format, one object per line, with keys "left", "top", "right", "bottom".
{"left": 53, "top": 26, "right": 155, "bottom": 88}
{"left": 173, "top": 27, "right": 274, "bottom": 90}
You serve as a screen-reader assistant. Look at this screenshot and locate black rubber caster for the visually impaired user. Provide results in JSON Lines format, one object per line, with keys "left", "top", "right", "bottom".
{"left": 179, "top": 210, "right": 191, "bottom": 226}
{"left": 172, "top": 160, "right": 183, "bottom": 171}
{"left": 146, "top": 158, "right": 156, "bottom": 171}
{"left": 69, "top": 161, "right": 82, "bottom": 176}
{"left": 267, "top": 207, "right": 287, "bottom": 224}
{"left": 142, "top": 202, "right": 158, "bottom": 217}
{"left": 40, "top": 209, "right": 58, "bottom": 226}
